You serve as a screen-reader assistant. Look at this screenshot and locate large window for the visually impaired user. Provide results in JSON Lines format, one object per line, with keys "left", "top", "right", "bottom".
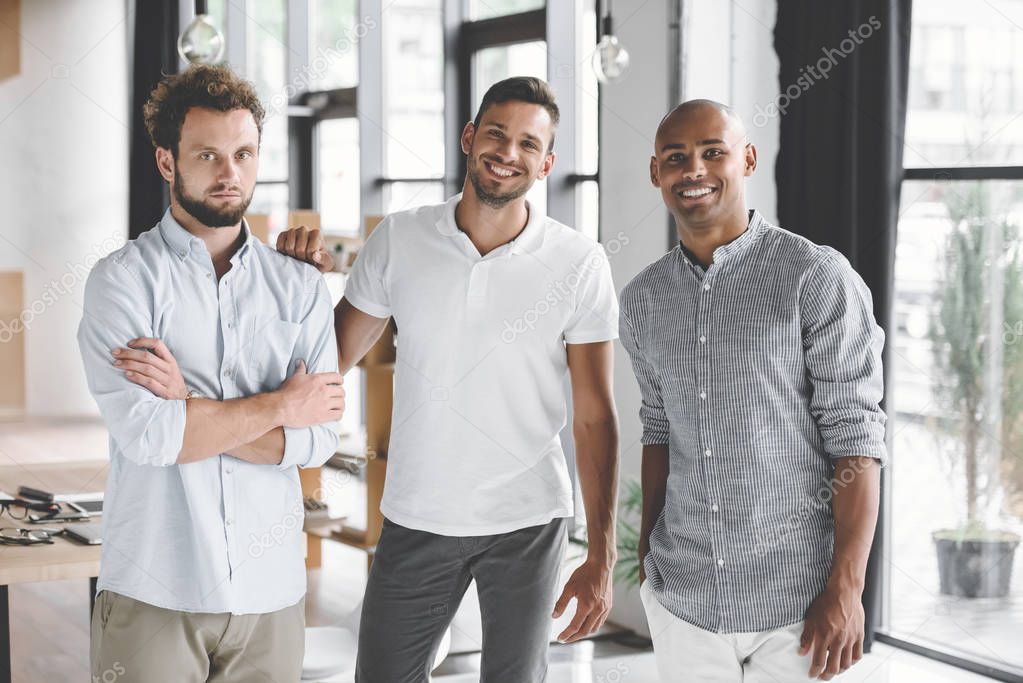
{"left": 245, "top": 0, "right": 289, "bottom": 224}
{"left": 318, "top": 118, "right": 361, "bottom": 234}
{"left": 382, "top": 0, "right": 446, "bottom": 214}
{"left": 887, "top": 0, "right": 1023, "bottom": 678}
{"left": 308, "top": 0, "right": 359, "bottom": 90}
{"left": 469, "top": 0, "right": 545, "bottom": 21}
{"left": 305, "top": 0, "right": 363, "bottom": 236}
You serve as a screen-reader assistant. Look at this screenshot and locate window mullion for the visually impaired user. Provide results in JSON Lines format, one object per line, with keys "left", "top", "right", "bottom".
{"left": 358, "top": 0, "right": 385, "bottom": 219}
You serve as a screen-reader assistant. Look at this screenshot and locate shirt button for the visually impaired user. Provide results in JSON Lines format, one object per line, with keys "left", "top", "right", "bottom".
{"left": 227, "top": 322, "right": 234, "bottom": 329}
{"left": 223, "top": 368, "right": 232, "bottom": 378}
{"left": 699, "top": 391, "right": 707, "bottom": 400}
{"left": 704, "top": 449, "right": 712, "bottom": 457}
{"left": 205, "top": 272, "right": 212, "bottom": 279}
{"left": 703, "top": 283, "right": 711, "bottom": 291}
{"left": 711, "top": 503, "right": 719, "bottom": 513}
{"left": 699, "top": 335, "right": 707, "bottom": 344}
{"left": 226, "top": 518, "right": 233, "bottom": 526}
{"left": 717, "top": 558, "right": 725, "bottom": 567}
{"left": 225, "top": 467, "right": 233, "bottom": 475}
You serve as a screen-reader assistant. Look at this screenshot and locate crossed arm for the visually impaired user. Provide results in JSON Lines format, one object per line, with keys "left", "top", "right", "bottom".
{"left": 115, "top": 296, "right": 388, "bottom": 463}
{"left": 80, "top": 259, "right": 344, "bottom": 469}
{"left": 113, "top": 338, "right": 344, "bottom": 465}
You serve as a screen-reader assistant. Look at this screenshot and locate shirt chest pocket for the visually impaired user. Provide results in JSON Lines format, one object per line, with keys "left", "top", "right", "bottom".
{"left": 246, "top": 318, "right": 303, "bottom": 388}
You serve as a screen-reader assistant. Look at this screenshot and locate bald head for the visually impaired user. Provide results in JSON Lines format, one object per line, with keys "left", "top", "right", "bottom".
{"left": 649, "top": 98, "right": 757, "bottom": 232}
{"left": 655, "top": 99, "right": 747, "bottom": 149}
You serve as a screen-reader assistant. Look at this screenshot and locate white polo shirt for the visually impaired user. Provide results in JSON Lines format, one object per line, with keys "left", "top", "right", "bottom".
{"left": 345, "top": 194, "right": 619, "bottom": 536}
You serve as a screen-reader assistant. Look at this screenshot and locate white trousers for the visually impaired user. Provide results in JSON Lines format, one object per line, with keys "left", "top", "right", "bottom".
{"left": 640, "top": 581, "right": 844, "bottom": 682}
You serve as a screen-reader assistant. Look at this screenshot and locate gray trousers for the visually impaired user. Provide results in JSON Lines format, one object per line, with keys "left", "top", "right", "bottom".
{"left": 355, "top": 516, "right": 569, "bottom": 683}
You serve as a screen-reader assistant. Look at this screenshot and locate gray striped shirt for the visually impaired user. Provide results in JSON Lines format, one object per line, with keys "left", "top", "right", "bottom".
{"left": 619, "top": 210, "right": 886, "bottom": 633}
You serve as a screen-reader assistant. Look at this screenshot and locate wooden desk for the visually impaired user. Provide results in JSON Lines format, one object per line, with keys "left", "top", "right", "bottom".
{"left": 0, "top": 461, "right": 107, "bottom": 683}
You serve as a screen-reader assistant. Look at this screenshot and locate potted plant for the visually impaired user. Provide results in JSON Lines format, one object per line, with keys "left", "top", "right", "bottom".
{"left": 929, "top": 182, "right": 1022, "bottom": 598}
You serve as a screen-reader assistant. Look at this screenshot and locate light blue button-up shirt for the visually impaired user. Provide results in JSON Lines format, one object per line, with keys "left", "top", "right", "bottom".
{"left": 77, "top": 209, "right": 340, "bottom": 615}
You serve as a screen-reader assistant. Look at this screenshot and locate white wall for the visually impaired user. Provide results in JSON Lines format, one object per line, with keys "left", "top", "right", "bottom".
{"left": 602, "top": 0, "right": 779, "bottom": 635}
{"left": 0, "top": 0, "right": 128, "bottom": 418}
{"left": 685, "top": 0, "right": 779, "bottom": 223}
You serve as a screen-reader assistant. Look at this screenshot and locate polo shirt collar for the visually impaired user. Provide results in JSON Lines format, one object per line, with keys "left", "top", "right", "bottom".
{"left": 159, "top": 208, "right": 256, "bottom": 268}
{"left": 436, "top": 193, "right": 546, "bottom": 256}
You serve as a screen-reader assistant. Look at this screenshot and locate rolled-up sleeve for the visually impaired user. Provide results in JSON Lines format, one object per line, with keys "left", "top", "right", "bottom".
{"left": 77, "top": 256, "right": 186, "bottom": 467}
{"left": 801, "top": 253, "right": 887, "bottom": 462}
{"left": 280, "top": 269, "right": 342, "bottom": 469}
{"left": 619, "top": 292, "right": 669, "bottom": 446}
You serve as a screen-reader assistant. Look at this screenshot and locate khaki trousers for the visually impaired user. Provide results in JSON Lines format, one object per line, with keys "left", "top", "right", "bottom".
{"left": 90, "top": 591, "right": 305, "bottom": 683}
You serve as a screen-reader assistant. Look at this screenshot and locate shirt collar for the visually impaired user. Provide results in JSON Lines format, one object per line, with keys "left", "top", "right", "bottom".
{"left": 713, "top": 209, "right": 765, "bottom": 262}
{"left": 677, "top": 209, "right": 766, "bottom": 269}
{"left": 233, "top": 219, "right": 256, "bottom": 267}
{"left": 159, "top": 209, "right": 199, "bottom": 259}
{"left": 159, "top": 208, "right": 256, "bottom": 267}
{"left": 436, "top": 193, "right": 546, "bottom": 256}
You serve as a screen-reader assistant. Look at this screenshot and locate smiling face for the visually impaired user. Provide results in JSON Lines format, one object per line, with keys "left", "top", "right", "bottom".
{"left": 650, "top": 102, "right": 756, "bottom": 232}
{"left": 157, "top": 106, "right": 259, "bottom": 228}
{"left": 461, "top": 100, "right": 556, "bottom": 209}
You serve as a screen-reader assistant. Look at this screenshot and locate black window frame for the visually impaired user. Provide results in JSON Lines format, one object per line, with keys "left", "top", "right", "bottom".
{"left": 877, "top": 16, "right": 1023, "bottom": 680}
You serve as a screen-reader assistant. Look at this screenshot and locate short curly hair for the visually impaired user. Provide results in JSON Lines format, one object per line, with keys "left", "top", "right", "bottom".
{"left": 143, "top": 64, "right": 265, "bottom": 157}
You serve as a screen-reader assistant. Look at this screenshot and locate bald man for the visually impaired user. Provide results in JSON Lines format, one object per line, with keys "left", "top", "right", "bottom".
{"left": 619, "top": 100, "right": 886, "bottom": 681}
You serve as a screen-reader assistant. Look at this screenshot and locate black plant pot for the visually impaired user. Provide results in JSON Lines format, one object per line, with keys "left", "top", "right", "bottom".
{"left": 932, "top": 531, "right": 1020, "bottom": 598}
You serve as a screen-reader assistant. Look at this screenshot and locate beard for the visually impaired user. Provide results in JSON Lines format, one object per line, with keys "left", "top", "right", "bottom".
{"left": 173, "top": 167, "right": 254, "bottom": 228}
{"left": 466, "top": 153, "right": 532, "bottom": 209}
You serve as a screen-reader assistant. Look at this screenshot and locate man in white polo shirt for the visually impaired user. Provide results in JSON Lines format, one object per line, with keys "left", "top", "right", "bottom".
{"left": 280, "top": 76, "right": 622, "bottom": 682}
